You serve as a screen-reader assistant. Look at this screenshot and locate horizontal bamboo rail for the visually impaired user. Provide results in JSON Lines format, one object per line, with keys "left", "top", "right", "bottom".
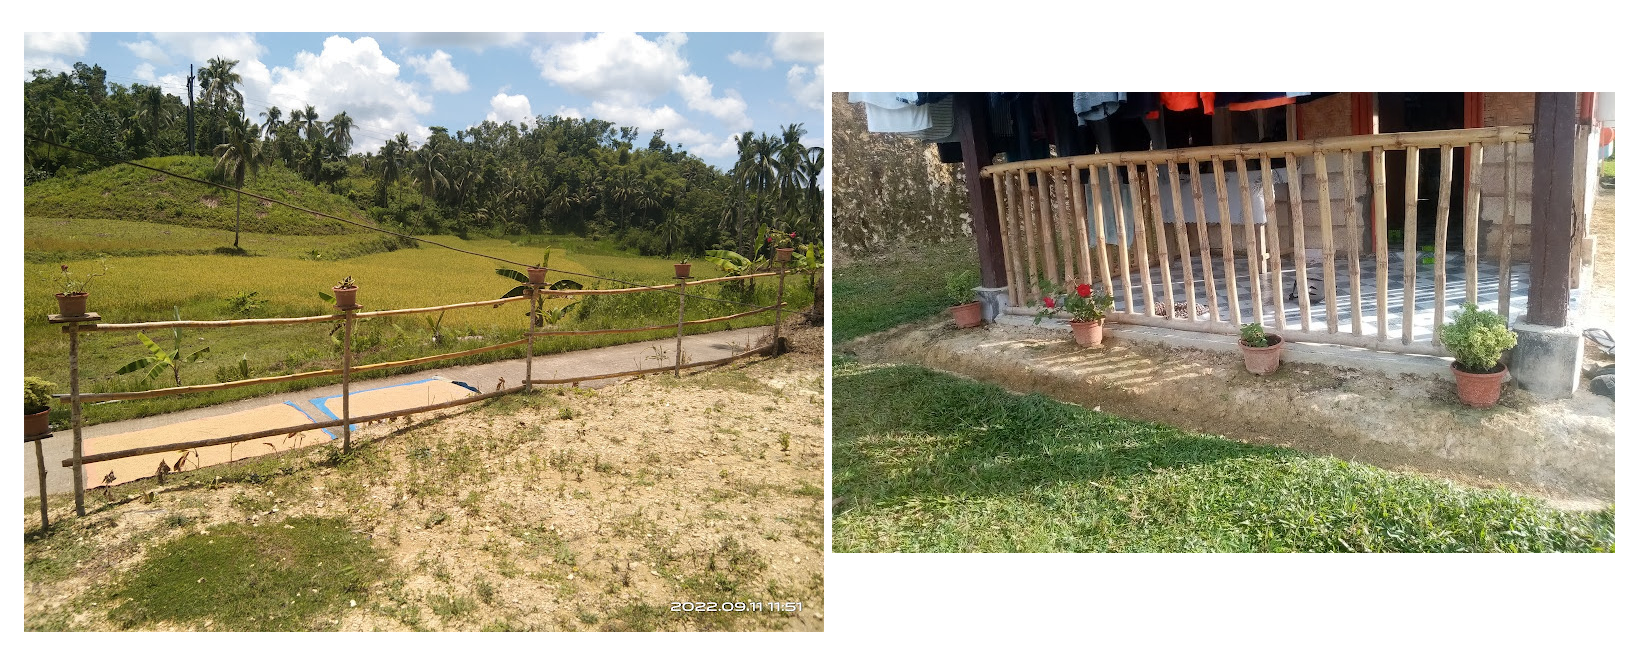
{"left": 979, "top": 126, "right": 1532, "bottom": 177}
{"left": 1007, "top": 306, "right": 1449, "bottom": 356}
{"left": 355, "top": 296, "right": 528, "bottom": 318}
{"left": 535, "top": 269, "right": 798, "bottom": 296}
{"left": 74, "top": 313, "right": 346, "bottom": 332}
{"left": 527, "top": 344, "right": 774, "bottom": 386}
{"left": 538, "top": 303, "right": 781, "bottom": 337}
{"left": 64, "top": 385, "right": 525, "bottom": 467}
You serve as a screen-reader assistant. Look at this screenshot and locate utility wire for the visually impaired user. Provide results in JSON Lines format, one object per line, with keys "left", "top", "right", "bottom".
{"left": 24, "top": 135, "right": 809, "bottom": 311}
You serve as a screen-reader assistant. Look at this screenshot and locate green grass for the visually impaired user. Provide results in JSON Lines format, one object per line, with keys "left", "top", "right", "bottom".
{"left": 106, "top": 516, "right": 382, "bottom": 631}
{"left": 1602, "top": 156, "right": 1614, "bottom": 179}
{"left": 23, "top": 217, "right": 811, "bottom": 426}
{"left": 832, "top": 238, "right": 977, "bottom": 342}
{"left": 832, "top": 358, "right": 1615, "bottom": 553}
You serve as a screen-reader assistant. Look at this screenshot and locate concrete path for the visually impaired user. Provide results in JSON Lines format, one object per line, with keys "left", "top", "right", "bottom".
{"left": 24, "top": 326, "right": 773, "bottom": 497}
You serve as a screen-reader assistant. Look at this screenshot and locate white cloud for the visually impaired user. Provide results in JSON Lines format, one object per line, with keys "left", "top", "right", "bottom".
{"left": 675, "top": 73, "right": 751, "bottom": 130}
{"left": 396, "top": 32, "right": 532, "bottom": 52}
{"left": 486, "top": 92, "right": 533, "bottom": 125}
{"left": 122, "top": 40, "right": 170, "bottom": 65}
{"left": 25, "top": 32, "right": 89, "bottom": 56}
{"left": 147, "top": 32, "right": 274, "bottom": 112}
{"left": 786, "top": 64, "right": 824, "bottom": 112}
{"left": 532, "top": 31, "right": 689, "bottom": 105}
{"left": 727, "top": 51, "right": 773, "bottom": 69}
{"left": 586, "top": 101, "right": 688, "bottom": 134}
{"left": 770, "top": 33, "right": 823, "bottom": 63}
{"left": 407, "top": 50, "right": 470, "bottom": 93}
{"left": 669, "top": 128, "right": 738, "bottom": 163}
{"left": 553, "top": 105, "right": 584, "bottom": 120}
{"left": 265, "top": 36, "right": 433, "bottom": 153}
{"left": 133, "top": 63, "right": 155, "bottom": 81}
{"left": 22, "top": 56, "right": 73, "bottom": 79}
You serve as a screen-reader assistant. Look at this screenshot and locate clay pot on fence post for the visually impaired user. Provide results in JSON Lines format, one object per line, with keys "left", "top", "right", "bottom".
{"left": 333, "top": 285, "right": 359, "bottom": 310}
{"left": 775, "top": 248, "right": 793, "bottom": 263}
{"left": 527, "top": 266, "right": 549, "bottom": 286}
{"left": 55, "top": 292, "right": 89, "bottom": 318}
{"left": 674, "top": 263, "right": 691, "bottom": 279}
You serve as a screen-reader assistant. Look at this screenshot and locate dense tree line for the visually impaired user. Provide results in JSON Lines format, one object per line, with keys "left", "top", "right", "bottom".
{"left": 23, "top": 59, "right": 823, "bottom": 258}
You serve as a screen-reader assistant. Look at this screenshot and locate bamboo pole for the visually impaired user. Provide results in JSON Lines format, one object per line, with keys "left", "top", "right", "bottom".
{"left": 525, "top": 289, "right": 537, "bottom": 392}
{"left": 78, "top": 313, "right": 346, "bottom": 332}
{"left": 1258, "top": 152, "right": 1287, "bottom": 331}
{"left": 357, "top": 295, "right": 527, "bottom": 319}
{"left": 675, "top": 277, "right": 686, "bottom": 377}
{"left": 1107, "top": 163, "right": 1136, "bottom": 314}
{"left": 533, "top": 271, "right": 783, "bottom": 297}
{"left": 1463, "top": 143, "right": 1484, "bottom": 306}
{"left": 69, "top": 322, "right": 84, "bottom": 516}
{"left": 1089, "top": 165, "right": 1116, "bottom": 301}
{"left": 1213, "top": 159, "right": 1241, "bottom": 325}
{"left": 1313, "top": 151, "right": 1340, "bottom": 334}
{"left": 65, "top": 386, "right": 527, "bottom": 467}
{"left": 1402, "top": 145, "right": 1421, "bottom": 345}
{"left": 1052, "top": 168, "right": 1077, "bottom": 284}
{"left": 1285, "top": 153, "right": 1311, "bottom": 332}
{"left": 1069, "top": 165, "right": 1094, "bottom": 288}
{"left": 993, "top": 171, "right": 1020, "bottom": 304}
{"left": 1499, "top": 144, "right": 1516, "bottom": 318}
{"left": 34, "top": 438, "right": 49, "bottom": 528}
{"left": 1126, "top": 162, "right": 1157, "bottom": 314}
{"left": 1007, "top": 308, "right": 1450, "bottom": 357}
{"left": 1187, "top": 159, "right": 1219, "bottom": 326}
{"left": 1033, "top": 169, "right": 1059, "bottom": 288}
{"left": 1166, "top": 160, "right": 1198, "bottom": 323}
{"left": 772, "top": 265, "right": 787, "bottom": 355}
{"left": 1340, "top": 151, "right": 1363, "bottom": 337}
{"left": 528, "top": 344, "right": 775, "bottom": 386}
{"left": 979, "top": 126, "right": 1533, "bottom": 177}
{"left": 341, "top": 309, "right": 353, "bottom": 453}
{"left": 1143, "top": 161, "right": 1176, "bottom": 320}
{"left": 1372, "top": 147, "right": 1390, "bottom": 341}
{"left": 1017, "top": 172, "right": 1041, "bottom": 303}
{"left": 1233, "top": 156, "right": 1266, "bottom": 325}
{"left": 1433, "top": 144, "right": 1456, "bottom": 345}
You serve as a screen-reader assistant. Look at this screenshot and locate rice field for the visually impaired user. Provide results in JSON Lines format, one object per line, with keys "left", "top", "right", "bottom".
{"left": 23, "top": 217, "right": 813, "bottom": 425}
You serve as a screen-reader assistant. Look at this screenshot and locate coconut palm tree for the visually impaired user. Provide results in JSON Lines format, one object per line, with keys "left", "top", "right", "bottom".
{"left": 327, "top": 111, "right": 354, "bottom": 156}
{"left": 413, "top": 139, "right": 449, "bottom": 209}
{"left": 213, "top": 114, "right": 263, "bottom": 248}
{"left": 260, "top": 106, "right": 282, "bottom": 141}
{"left": 200, "top": 57, "right": 243, "bottom": 149}
{"left": 134, "top": 85, "right": 181, "bottom": 156}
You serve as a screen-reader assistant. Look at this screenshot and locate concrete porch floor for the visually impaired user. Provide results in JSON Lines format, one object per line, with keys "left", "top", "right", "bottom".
{"left": 845, "top": 317, "right": 1615, "bottom": 507}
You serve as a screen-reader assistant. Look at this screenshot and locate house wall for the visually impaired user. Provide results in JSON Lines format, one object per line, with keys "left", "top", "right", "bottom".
{"left": 831, "top": 92, "right": 972, "bottom": 259}
{"left": 1296, "top": 93, "right": 1355, "bottom": 140}
{"left": 1476, "top": 92, "right": 1537, "bottom": 263}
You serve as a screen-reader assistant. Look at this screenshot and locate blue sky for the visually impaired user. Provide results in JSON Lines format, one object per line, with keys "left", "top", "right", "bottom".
{"left": 21, "top": 32, "right": 824, "bottom": 166}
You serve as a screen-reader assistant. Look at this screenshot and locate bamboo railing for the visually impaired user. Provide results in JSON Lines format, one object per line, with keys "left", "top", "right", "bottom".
{"left": 983, "top": 126, "right": 1533, "bottom": 357}
{"left": 43, "top": 264, "right": 805, "bottom": 519}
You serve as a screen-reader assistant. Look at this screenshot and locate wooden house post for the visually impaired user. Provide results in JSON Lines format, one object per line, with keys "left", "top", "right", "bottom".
{"left": 954, "top": 93, "right": 1008, "bottom": 290}
{"left": 1526, "top": 92, "right": 1580, "bottom": 327}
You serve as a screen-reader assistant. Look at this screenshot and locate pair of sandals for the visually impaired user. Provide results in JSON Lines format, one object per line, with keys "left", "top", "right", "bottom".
{"left": 1583, "top": 328, "right": 1613, "bottom": 399}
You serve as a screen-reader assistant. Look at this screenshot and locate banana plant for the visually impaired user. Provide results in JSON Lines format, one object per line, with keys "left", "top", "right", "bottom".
{"left": 115, "top": 308, "right": 209, "bottom": 386}
{"left": 493, "top": 268, "right": 583, "bottom": 327}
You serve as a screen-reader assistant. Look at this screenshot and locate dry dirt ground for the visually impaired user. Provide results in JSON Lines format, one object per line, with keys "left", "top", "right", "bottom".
{"left": 24, "top": 324, "right": 825, "bottom": 632}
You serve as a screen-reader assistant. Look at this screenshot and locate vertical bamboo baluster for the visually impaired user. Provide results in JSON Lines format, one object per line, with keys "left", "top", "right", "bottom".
{"left": 1372, "top": 147, "right": 1390, "bottom": 341}
{"left": 342, "top": 309, "right": 353, "bottom": 453}
{"left": 1433, "top": 144, "right": 1456, "bottom": 345}
{"left": 1463, "top": 143, "right": 1484, "bottom": 306}
{"left": 993, "top": 172, "right": 1020, "bottom": 304}
{"left": 1285, "top": 153, "right": 1311, "bottom": 332}
{"left": 675, "top": 277, "right": 686, "bottom": 376}
{"left": 1402, "top": 145, "right": 1420, "bottom": 345}
{"left": 69, "top": 322, "right": 84, "bottom": 516}
{"left": 1125, "top": 162, "right": 1156, "bottom": 313}
{"left": 1187, "top": 159, "right": 1219, "bottom": 325}
{"left": 1088, "top": 165, "right": 1117, "bottom": 301}
{"left": 1107, "top": 163, "right": 1136, "bottom": 314}
{"left": 526, "top": 288, "right": 537, "bottom": 391}
{"left": 1030, "top": 169, "right": 1059, "bottom": 289}
{"left": 1166, "top": 160, "right": 1198, "bottom": 323}
{"left": 1143, "top": 161, "right": 1176, "bottom": 319}
{"left": 1499, "top": 144, "right": 1516, "bottom": 318}
{"left": 1258, "top": 152, "right": 1287, "bottom": 331}
{"left": 1313, "top": 152, "right": 1340, "bottom": 334}
{"left": 1213, "top": 158, "right": 1241, "bottom": 325}
{"left": 1233, "top": 155, "right": 1265, "bottom": 325}
{"left": 1003, "top": 172, "right": 1032, "bottom": 304}
{"left": 772, "top": 264, "right": 787, "bottom": 355}
{"left": 1341, "top": 150, "right": 1363, "bottom": 336}
{"left": 1052, "top": 167, "right": 1077, "bottom": 284}
{"left": 1067, "top": 163, "right": 1094, "bottom": 287}
{"left": 1016, "top": 171, "right": 1041, "bottom": 302}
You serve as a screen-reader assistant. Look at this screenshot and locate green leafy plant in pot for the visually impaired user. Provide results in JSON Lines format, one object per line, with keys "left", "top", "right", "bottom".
{"left": 1438, "top": 303, "right": 1517, "bottom": 408}
{"left": 946, "top": 270, "right": 982, "bottom": 328}
{"left": 321, "top": 276, "right": 359, "bottom": 310}
{"left": 1238, "top": 322, "right": 1284, "bottom": 375}
{"left": 51, "top": 257, "right": 109, "bottom": 317}
{"left": 24, "top": 377, "right": 55, "bottom": 437}
{"left": 675, "top": 257, "right": 691, "bottom": 279}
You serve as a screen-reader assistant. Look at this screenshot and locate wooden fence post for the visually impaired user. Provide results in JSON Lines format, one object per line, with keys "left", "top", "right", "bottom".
{"left": 675, "top": 276, "right": 686, "bottom": 378}
{"left": 69, "top": 321, "right": 85, "bottom": 516}
{"left": 772, "top": 263, "right": 788, "bottom": 354}
{"left": 342, "top": 309, "right": 353, "bottom": 453}
{"left": 526, "top": 288, "right": 536, "bottom": 392}
{"left": 31, "top": 434, "right": 52, "bottom": 528}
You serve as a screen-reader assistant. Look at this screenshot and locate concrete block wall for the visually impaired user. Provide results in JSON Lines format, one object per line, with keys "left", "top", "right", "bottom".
{"left": 1473, "top": 141, "right": 1536, "bottom": 262}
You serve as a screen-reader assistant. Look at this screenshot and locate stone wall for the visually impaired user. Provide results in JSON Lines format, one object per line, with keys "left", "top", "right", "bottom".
{"left": 831, "top": 92, "right": 972, "bottom": 259}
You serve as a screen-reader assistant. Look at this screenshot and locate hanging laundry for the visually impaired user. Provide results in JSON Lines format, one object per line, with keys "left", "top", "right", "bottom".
{"left": 848, "top": 92, "right": 914, "bottom": 108}
{"left": 1073, "top": 92, "right": 1127, "bottom": 123}
{"left": 910, "top": 92, "right": 951, "bottom": 106}
{"left": 1161, "top": 92, "right": 1215, "bottom": 114}
{"left": 851, "top": 92, "right": 931, "bottom": 134}
{"left": 901, "top": 96, "right": 957, "bottom": 142}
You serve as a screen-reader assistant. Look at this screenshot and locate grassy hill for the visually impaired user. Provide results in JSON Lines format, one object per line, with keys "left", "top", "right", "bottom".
{"left": 24, "top": 156, "right": 371, "bottom": 235}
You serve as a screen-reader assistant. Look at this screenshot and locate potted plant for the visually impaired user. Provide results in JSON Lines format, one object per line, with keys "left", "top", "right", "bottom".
{"left": 52, "top": 258, "right": 109, "bottom": 317}
{"left": 675, "top": 257, "right": 692, "bottom": 279}
{"left": 332, "top": 275, "right": 359, "bottom": 310}
{"left": 527, "top": 249, "right": 553, "bottom": 286}
{"left": 770, "top": 231, "right": 796, "bottom": 262}
{"left": 24, "top": 377, "right": 55, "bottom": 437}
{"left": 1439, "top": 303, "right": 1517, "bottom": 408}
{"left": 1035, "top": 282, "right": 1114, "bottom": 346}
{"left": 946, "top": 270, "right": 982, "bottom": 328}
{"left": 1238, "top": 322, "right": 1284, "bottom": 375}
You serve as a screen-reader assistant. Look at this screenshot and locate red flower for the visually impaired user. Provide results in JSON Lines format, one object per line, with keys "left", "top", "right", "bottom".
{"left": 789, "top": 232, "right": 796, "bottom": 238}
{"left": 1042, "top": 296, "right": 1056, "bottom": 308}
{"left": 1076, "top": 284, "right": 1091, "bottom": 298}
{"left": 767, "top": 237, "right": 773, "bottom": 243}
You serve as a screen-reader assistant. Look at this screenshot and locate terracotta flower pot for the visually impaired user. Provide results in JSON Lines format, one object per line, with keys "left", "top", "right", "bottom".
{"left": 1070, "top": 319, "right": 1104, "bottom": 347}
{"left": 775, "top": 248, "right": 793, "bottom": 262}
{"left": 1453, "top": 362, "right": 1507, "bottom": 408}
{"left": 24, "top": 410, "right": 49, "bottom": 437}
{"left": 1239, "top": 335, "right": 1283, "bottom": 375}
{"left": 333, "top": 286, "right": 359, "bottom": 310}
{"left": 55, "top": 292, "right": 88, "bottom": 318}
{"left": 949, "top": 302, "right": 982, "bottom": 328}
{"left": 674, "top": 263, "right": 691, "bottom": 279}
{"left": 527, "top": 267, "right": 548, "bottom": 285}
